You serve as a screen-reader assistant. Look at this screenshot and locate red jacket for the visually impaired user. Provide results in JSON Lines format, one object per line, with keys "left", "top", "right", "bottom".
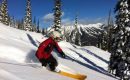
{"left": 36, "top": 37, "right": 63, "bottom": 59}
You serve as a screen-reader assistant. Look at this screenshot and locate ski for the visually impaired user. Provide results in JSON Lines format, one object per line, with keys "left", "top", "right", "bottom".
{"left": 57, "top": 70, "right": 87, "bottom": 80}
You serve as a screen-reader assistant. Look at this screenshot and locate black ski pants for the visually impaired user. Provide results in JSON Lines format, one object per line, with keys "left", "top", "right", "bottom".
{"left": 39, "top": 55, "right": 58, "bottom": 71}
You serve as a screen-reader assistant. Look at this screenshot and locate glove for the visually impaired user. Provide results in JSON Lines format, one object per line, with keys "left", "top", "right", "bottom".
{"left": 60, "top": 52, "right": 66, "bottom": 58}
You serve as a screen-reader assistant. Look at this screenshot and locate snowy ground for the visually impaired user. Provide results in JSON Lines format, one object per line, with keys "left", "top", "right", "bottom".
{"left": 0, "top": 23, "right": 117, "bottom": 80}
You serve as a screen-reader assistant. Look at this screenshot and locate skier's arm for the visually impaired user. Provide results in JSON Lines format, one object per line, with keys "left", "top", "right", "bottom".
{"left": 55, "top": 42, "right": 66, "bottom": 58}
{"left": 55, "top": 42, "right": 62, "bottom": 53}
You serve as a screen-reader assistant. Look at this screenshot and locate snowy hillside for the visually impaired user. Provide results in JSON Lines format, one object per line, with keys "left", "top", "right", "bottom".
{"left": 63, "top": 23, "right": 104, "bottom": 46}
{"left": 0, "top": 23, "right": 117, "bottom": 80}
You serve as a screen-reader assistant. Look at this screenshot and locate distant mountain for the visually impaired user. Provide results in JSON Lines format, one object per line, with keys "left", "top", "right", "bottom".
{"left": 63, "top": 23, "right": 104, "bottom": 46}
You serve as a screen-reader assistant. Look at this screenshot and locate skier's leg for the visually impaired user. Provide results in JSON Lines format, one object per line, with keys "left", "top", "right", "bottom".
{"left": 39, "top": 58, "right": 47, "bottom": 67}
{"left": 47, "top": 55, "right": 58, "bottom": 71}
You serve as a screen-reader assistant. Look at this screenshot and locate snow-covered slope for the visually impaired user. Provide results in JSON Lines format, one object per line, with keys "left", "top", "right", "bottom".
{"left": 0, "top": 23, "right": 117, "bottom": 80}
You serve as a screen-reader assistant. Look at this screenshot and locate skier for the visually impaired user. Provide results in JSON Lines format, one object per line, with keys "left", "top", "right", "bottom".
{"left": 35, "top": 31, "right": 66, "bottom": 72}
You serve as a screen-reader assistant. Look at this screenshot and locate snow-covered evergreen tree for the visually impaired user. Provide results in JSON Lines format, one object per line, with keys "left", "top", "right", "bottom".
{"left": 101, "top": 30, "right": 107, "bottom": 50}
{"left": 21, "top": 18, "right": 24, "bottom": 30}
{"left": 17, "top": 19, "right": 24, "bottom": 30}
{"left": 24, "top": 0, "right": 32, "bottom": 31}
{"left": 71, "top": 17, "right": 77, "bottom": 44}
{"left": 101, "top": 10, "right": 114, "bottom": 51}
{"left": 53, "top": 0, "right": 62, "bottom": 32}
{"left": 109, "top": 0, "right": 130, "bottom": 79}
{"left": 63, "top": 26, "right": 72, "bottom": 42}
{"left": 97, "top": 31, "right": 102, "bottom": 48}
{"left": 74, "top": 15, "right": 81, "bottom": 46}
{"left": 0, "top": 2, "right": 2, "bottom": 23}
{"left": 9, "top": 16, "right": 15, "bottom": 27}
{"left": 107, "top": 10, "right": 114, "bottom": 52}
{"left": 48, "top": 0, "right": 63, "bottom": 40}
{"left": 0, "top": 0, "right": 9, "bottom": 25}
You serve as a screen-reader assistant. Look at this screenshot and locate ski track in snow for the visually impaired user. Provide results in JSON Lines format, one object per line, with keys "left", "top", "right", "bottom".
{"left": 0, "top": 69, "right": 24, "bottom": 80}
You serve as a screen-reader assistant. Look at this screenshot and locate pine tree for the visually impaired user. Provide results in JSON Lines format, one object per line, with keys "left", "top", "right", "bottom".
{"left": 48, "top": 0, "right": 63, "bottom": 39}
{"left": 37, "top": 19, "right": 40, "bottom": 33}
{"left": 107, "top": 9, "right": 114, "bottom": 52}
{"left": 109, "top": 0, "right": 130, "bottom": 79}
{"left": 9, "top": 16, "right": 15, "bottom": 27}
{"left": 53, "top": 0, "right": 62, "bottom": 32}
{"left": 18, "top": 19, "right": 24, "bottom": 30}
{"left": 100, "top": 10, "right": 114, "bottom": 51}
{"left": 24, "top": 0, "right": 32, "bottom": 31}
{"left": 101, "top": 30, "right": 107, "bottom": 50}
{"left": 21, "top": 18, "right": 24, "bottom": 30}
{"left": 0, "top": 2, "right": 2, "bottom": 23}
{"left": 97, "top": 31, "right": 102, "bottom": 48}
{"left": 0, "top": 0, "right": 9, "bottom": 25}
{"left": 32, "top": 16, "right": 37, "bottom": 32}
{"left": 74, "top": 15, "right": 81, "bottom": 46}
{"left": 42, "top": 28, "right": 45, "bottom": 35}
{"left": 17, "top": 20, "right": 21, "bottom": 29}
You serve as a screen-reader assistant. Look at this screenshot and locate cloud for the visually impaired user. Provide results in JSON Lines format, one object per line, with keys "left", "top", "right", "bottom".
{"left": 78, "top": 18, "right": 106, "bottom": 25}
{"left": 61, "top": 12, "right": 65, "bottom": 17}
{"left": 42, "top": 12, "right": 106, "bottom": 27}
{"left": 43, "top": 13, "right": 54, "bottom": 23}
{"left": 62, "top": 18, "right": 74, "bottom": 26}
{"left": 43, "top": 12, "right": 65, "bottom": 23}
{"left": 61, "top": 17, "right": 107, "bottom": 26}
